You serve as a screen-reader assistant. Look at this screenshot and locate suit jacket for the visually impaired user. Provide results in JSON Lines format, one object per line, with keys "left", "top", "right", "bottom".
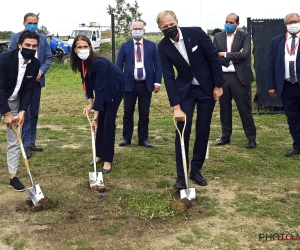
{"left": 0, "top": 49, "right": 40, "bottom": 114}
{"left": 8, "top": 31, "right": 52, "bottom": 87}
{"left": 84, "top": 57, "right": 124, "bottom": 112}
{"left": 116, "top": 38, "right": 162, "bottom": 93}
{"left": 213, "top": 29, "right": 254, "bottom": 86}
{"left": 268, "top": 33, "right": 300, "bottom": 97}
{"left": 158, "top": 27, "right": 223, "bottom": 107}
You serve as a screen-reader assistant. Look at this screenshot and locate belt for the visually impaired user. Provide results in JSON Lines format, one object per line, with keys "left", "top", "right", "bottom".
{"left": 285, "top": 80, "right": 299, "bottom": 84}
{"left": 134, "top": 80, "right": 146, "bottom": 83}
{"left": 223, "top": 72, "right": 236, "bottom": 74}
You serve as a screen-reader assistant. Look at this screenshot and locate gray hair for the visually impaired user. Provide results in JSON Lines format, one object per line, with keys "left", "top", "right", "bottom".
{"left": 284, "top": 13, "right": 300, "bottom": 23}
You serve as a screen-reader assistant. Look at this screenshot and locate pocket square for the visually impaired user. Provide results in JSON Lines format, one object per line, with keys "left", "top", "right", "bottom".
{"left": 192, "top": 46, "right": 198, "bottom": 52}
{"left": 26, "top": 76, "right": 33, "bottom": 78}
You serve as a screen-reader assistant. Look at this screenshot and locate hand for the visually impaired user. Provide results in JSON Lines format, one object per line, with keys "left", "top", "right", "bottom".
{"left": 83, "top": 103, "right": 93, "bottom": 115}
{"left": 91, "top": 120, "right": 98, "bottom": 134}
{"left": 154, "top": 85, "right": 160, "bottom": 93}
{"left": 36, "top": 70, "right": 43, "bottom": 82}
{"left": 173, "top": 105, "right": 186, "bottom": 122}
{"left": 213, "top": 87, "right": 223, "bottom": 101}
{"left": 218, "top": 52, "right": 225, "bottom": 57}
{"left": 3, "top": 112, "right": 14, "bottom": 128}
{"left": 268, "top": 89, "right": 277, "bottom": 99}
{"left": 17, "top": 111, "right": 25, "bottom": 127}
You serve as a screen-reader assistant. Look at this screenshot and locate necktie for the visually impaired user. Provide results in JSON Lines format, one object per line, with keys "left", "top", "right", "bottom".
{"left": 289, "top": 35, "right": 296, "bottom": 84}
{"left": 136, "top": 42, "right": 143, "bottom": 79}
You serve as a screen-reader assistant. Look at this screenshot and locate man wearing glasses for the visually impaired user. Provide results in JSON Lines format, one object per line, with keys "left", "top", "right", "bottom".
{"left": 268, "top": 13, "right": 300, "bottom": 157}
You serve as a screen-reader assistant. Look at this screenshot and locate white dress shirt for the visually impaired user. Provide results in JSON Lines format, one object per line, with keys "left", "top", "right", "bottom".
{"left": 222, "top": 30, "right": 237, "bottom": 72}
{"left": 285, "top": 33, "right": 299, "bottom": 82}
{"left": 133, "top": 38, "right": 146, "bottom": 81}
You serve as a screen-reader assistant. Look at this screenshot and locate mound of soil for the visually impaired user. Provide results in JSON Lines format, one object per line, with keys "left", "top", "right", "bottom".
{"left": 16, "top": 197, "right": 59, "bottom": 212}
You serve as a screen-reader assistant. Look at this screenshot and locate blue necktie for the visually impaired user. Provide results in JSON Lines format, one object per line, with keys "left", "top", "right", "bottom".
{"left": 289, "top": 35, "right": 296, "bottom": 84}
{"left": 136, "top": 42, "right": 143, "bottom": 79}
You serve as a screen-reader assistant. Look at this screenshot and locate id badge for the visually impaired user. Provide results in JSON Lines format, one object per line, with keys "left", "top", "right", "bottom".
{"left": 136, "top": 61, "right": 143, "bottom": 69}
{"left": 287, "top": 55, "right": 296, "bottom": 61}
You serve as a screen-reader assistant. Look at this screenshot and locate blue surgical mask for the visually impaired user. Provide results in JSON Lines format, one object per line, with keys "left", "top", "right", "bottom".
{"left": 224, "top": 24, "right": 235, "bottom": 33}
{"left": 132, "top": 30, "right": 144, "bottom": 39}
{"left": 26, "top": 24, "right": 38, "bottom": 32}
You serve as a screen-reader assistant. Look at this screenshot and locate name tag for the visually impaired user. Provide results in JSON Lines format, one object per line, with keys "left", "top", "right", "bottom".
{"left": 136, "top": 61, "right": 143, "bottom": 69}
{"left": 287, "top": 55, "right": 296, "bottom": 61}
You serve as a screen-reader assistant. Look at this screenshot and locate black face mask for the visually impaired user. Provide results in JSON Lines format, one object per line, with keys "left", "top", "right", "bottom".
{"left": 162, "top": 25, "right": 178, "bottom": 39}
{"left": 20, "top": 48, "right": 36, "bottom": 60}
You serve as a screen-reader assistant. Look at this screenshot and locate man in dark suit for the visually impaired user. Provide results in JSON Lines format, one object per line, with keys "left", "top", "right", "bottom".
{"left": 0, "top": 30, "right": 40, "bottom": 191}
{"left": 213, "top": 13, "right": 256, "bottom": 148}
{"left": 268, "top": 13, "right": 300, "bottom": 157}
{"left": 116, "top": 21, "right": 162, "bottom": 148}
{"left": 8, "top": 12, "right": 52, "bottom": 158}
{"left": 156, "top": 10, "right": 223, "bottom": 188}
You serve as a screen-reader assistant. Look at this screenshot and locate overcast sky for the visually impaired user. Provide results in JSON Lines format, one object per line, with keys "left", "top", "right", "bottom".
{"left": 0, "top": 0, "right": 294, "bottom": 36}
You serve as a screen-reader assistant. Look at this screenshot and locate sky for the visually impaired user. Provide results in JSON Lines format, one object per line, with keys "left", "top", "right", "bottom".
{"left": 0, "top": 0, "right": 295, "bottom": 36}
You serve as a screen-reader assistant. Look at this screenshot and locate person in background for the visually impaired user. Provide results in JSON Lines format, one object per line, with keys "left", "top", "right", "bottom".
{"left": 116, "top": 21, "right": 162, "bottom": 148}
{"left": 70, "top": 35, "right": 124, "bottom": 174}
{"left": 8, "top": 12, "right": 52, "bottom": 159}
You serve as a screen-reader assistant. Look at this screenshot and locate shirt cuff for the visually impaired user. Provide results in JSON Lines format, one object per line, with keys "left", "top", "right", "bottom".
{"left": 224, "top": 52, "right": 227, "bottom": 58}
{"left": 154, "top": 83, "right": 161, "bottom": 86}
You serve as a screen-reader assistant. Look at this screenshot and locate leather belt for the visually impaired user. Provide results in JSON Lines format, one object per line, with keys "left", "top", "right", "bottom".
{"left": 134, "top": 80, "right": 146, "bottom": 83}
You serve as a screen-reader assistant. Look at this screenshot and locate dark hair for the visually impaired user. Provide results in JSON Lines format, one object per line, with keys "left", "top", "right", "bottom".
{"left": 17, "top": 30, "right": 40, "bottom": 46}
{"left": 23, "top": 13, "right": 39, "bottom": 23}
{"left": 70, "top": 35, "right": 101, "bottom": 73}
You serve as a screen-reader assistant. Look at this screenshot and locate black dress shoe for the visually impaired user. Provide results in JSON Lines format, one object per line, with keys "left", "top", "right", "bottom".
{"left": 30, "top": 144, "right": 43, "bottom": 151}
{"left": 246, "top": 140, "right": 256, "bottom": 148}
{"left": 119, "top": 139, "right": 131, "bottom": 146}
{"left": 173, "top": 177, "right": 186, "bottom": 189}
{"left": 102, "top": 166, "right": 112, "bottom": 174}
{"left": 216, "top": 137, "right": 230, "bottom": 146}
{"left": 24, "top": 147, "right": 32, "bottom": 159}
{"left": 190, "top": 171, "right": 207, "bottom": 186}
{"left": 138, "top": 140, "right": 153, "bottom": 148}
{"left": 285, "top": 149, "right": 300, "bottom": 157}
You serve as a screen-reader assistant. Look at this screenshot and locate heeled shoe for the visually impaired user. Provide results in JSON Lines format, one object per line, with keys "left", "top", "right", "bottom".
{"left": 102, "top": 165, "right": 112, "bottom": 174}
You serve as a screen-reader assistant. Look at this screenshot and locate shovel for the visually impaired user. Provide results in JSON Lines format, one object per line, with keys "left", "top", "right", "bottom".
{"left": 86, "top": 112, "right": 104, "bottom": 187}
{"left": 11, "top": 122, "right": 44, "bottom": 205}
{"left": 173, "top": 116, "right": 196, "bottom": 200}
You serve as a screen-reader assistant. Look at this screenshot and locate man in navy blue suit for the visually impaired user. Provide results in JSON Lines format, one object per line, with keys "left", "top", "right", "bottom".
{"left": 268, "top": 13, "right": 300, "bottom": 157}
{"left": 9, "top": 12, "right": 52, "bottom": 159}
{"left": 117, "top": 21, "right": 162, "bottom": 148}
{"left": 156, "top": 10, "right": 224, "bottom": 188}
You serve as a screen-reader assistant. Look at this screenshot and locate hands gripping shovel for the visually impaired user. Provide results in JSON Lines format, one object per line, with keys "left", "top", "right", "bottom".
{"left": 86, "top": 112, "right": 104, "bottom": 188}
{"left": 173, "top": 116, "right": 196, "bottom": 200}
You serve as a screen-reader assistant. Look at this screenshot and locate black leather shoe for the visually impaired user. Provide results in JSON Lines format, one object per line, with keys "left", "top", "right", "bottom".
{"left": 190, "top": 171, "right": 207, "bottom": 186}
{"left": 216, "top": 137, "right": 230, "bottom": 146}
{"left": 119, "top": 139, "right": 131, "bottom": 146}
{"left": 173, "top": 177, "right": 186, "bottom": 189}
{"left": 24, "top": 147, "right": 32, "bottom": 159}
{"left": 246, "top": 140, "right": 256, "bottom": 148}
{"left": 285, "top": 149, "right": 300, "bottom": 157}
{"left": 30, "top": 143, "right": 43, "bottom": 151}
{"left": 102, "top": 166, "right": 112, "bottom": 174}
{"left": 138, "top": 140, "right": 153, "bottom": 148}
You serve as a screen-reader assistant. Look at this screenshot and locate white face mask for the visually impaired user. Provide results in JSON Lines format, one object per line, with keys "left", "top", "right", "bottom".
{"left": 77, "top": 49, "right": 90, "bottom": 60}
{"left": 132, "top": 30, "right": 144, "bottom": 39}
{"left": 287, "top": 23, "right": 300, "bottom": 34}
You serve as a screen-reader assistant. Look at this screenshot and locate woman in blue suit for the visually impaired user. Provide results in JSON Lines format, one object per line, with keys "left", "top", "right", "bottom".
{"left": 70, "top": 35, "right": 124, "bottom": 174}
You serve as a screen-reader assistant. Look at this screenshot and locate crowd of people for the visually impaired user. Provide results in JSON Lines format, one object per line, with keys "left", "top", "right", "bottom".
{"left": 1, "top": 11, "right": 299, "bottom": 193}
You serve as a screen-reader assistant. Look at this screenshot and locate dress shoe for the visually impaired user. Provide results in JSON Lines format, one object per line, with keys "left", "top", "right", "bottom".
{"left": 102, "top": 166, "right": 112, "bottom": 174}
{"left": 138, "top": 140, "right": 153, "bottom": 148}
{"left": 190, "top": 171, "right": 207, "bottom": 186}
{"left": 216, "top": 137, "right": 230, "bottom": 146}
{"left": 173, "top": 177, "right": 186, "bottom": 189}
{"left": 24, "top": 147, "right": 32, "bottom": 159}
{"left": 30, "top": 143, "right": 43, "bottom": 151}
{"left": 119, "top": 139, "right": 131, "bottom": 146}
{"left": 246, "top": 140, "right": 256, "bottom": 148}
{"left": 285, "top": 149, "right": 300, "bottom": 157}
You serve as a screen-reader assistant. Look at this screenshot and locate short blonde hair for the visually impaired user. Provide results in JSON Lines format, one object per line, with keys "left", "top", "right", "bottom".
{"left": 156, "top": 10, "right": 178, "bottom": 25}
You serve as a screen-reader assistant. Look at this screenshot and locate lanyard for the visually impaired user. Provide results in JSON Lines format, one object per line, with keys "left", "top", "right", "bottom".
{"left": 82, "top": 60, "right": 87, "bottom": 91}
{"left": 286, "top": 33, "right": 299, "bottom": 55}
{"left": 134, "top": 42, "right": 143, "bottom": 62}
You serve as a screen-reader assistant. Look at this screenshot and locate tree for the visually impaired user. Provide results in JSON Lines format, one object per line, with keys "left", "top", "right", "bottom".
{"left": 211, "top": 28, "right": 222, "bottom": 36}
{"left": 38, "top": 25, "right": 50, "bottom": 36}
{"left": 0, "top": 31, "right": 13, "bottom": 40}
{"left": 107, "top": 0, "right": 146, "bottom": 37}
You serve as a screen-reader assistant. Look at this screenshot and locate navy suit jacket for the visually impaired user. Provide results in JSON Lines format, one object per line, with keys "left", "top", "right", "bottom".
{"left": 84, "top": 57, "right": 124, "bottom": 112}
{"left": 268, "top": 33, "right": 300, "bottom": 97}
{"left": 157, "top": 27, "right": 223, "bottom": 107}
{"left": 8, "top": 31, "right": 52, "bottom": 88}
{"left": 116, "top": 38, "right": 162, "bottom": 93}
{"left": 0, "top": 49, "right": 40, "bottom": 114}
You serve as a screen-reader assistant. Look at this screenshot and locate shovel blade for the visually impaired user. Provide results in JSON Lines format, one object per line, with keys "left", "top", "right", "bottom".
{"left": 180, "top": 188, "right": 196, "bottom": 200}
{"left": 89, "top": 172, "right": 104, "bottom": 187}
{"left": 27, "top": 184, "right": 44, "bottom": 206}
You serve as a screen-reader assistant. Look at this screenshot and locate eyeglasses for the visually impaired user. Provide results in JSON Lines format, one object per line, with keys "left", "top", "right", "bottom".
{"left": 285, "top": 21, "right": 300, "bottom": 25}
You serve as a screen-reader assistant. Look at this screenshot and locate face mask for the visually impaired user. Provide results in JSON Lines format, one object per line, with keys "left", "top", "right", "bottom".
{"left": 162, "top": 25, "right": 178, "bottom": 39}
{"left": 132, "top": 30, "right": 144, "bottom": 39}
{"left": 77, "top": 49, "right": 90, "bottom": 60}
{"left": 287, "top": 23, "right": 300, "bottom": 34}
{"left": 20, "top": 47, "right": 36, "bottom": 60}
{"left": 224, "top": 24, "right": 236, "bottom": 33}
{"left": 25, "top": 24, "right": 38, "bottom": 32}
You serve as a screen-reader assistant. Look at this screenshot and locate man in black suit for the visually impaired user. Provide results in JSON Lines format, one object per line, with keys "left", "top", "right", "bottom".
{"left": 268, "top": 13, "right": 300, "bottom": 157}
{"left": 156, "top": 10, "right": 223, "bottom": 188}
{"left": 0, "top": 30, "right": 40, "bottom": 191}
{"left": 213, "top": 13, "right": 256, "bottom": 148}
